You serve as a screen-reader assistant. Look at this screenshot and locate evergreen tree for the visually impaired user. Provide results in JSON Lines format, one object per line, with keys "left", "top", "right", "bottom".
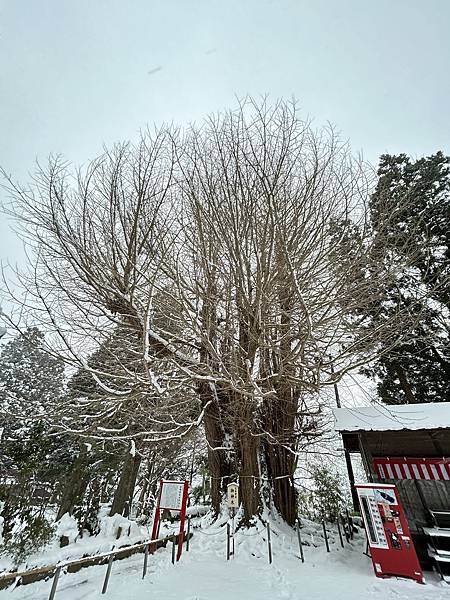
{"left": 0, "top": 327, "right": 68, "bottom": 558}
{"left": 0, "top": 327, "right": 66, "bottom": 470}
{"left": 363, "top": 153, "right": 450, "bottom": 404}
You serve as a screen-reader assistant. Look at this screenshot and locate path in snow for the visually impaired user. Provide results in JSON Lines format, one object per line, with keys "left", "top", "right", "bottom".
{"left": 1, "top": 520, "right": 448, "bottom": 600}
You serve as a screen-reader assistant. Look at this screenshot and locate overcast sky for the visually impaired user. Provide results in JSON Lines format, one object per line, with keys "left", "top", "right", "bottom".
{"left": 1, "top": 0, "right": 449, "bottom": 268}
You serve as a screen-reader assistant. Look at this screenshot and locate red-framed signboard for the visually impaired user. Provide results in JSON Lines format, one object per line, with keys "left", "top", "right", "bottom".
{"left": 150, "top": 479, "right": 189, "bottom": 561}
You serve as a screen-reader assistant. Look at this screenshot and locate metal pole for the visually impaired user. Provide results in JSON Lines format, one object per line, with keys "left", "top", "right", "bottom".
{"left": 231, "top": 510, "right": 235, "bottom": 558}
{"left": 142, "top": 544, "right": 149, "bottom": 579}
{"left": 344, "top": 447, "right": 360, "bottom": 513}
{"left": 337, "top": 518, "right": 344, "bottom": 548}
{"left": 331, "top": 362, "right": 341, "bottom": 409}
{"left": 331, "top": 359, "right": 360, "bottom": 513}
{"left": 189, "top": 441, "right": 197, "bottom": 486}
{"left": 267, "top": 523, "right": 273, "bottom": 564}
{"left": 186, "top": 516, "right": 191, "bottom": 552}
{"left": 226, "top": 523, "right": 231, "bottom": 560}
{"left": 342, "top": 514, "right": 350, "bottom": 543}
{"left": 171, "top": 535, "right": 176, "bottom": 564}
{"left": 322, "top": 521, "right": 330, "bottom": 552}
{"left": 346, "top": 508, "right": 353, "bottom": 541}
{"left": 48, "top": 566, "right": 61, "bottom": 600}
{"left": 102, "top": 556, "right": 114, "bottom": 594}
{"left": 296, "top": 519, "right": 304, "bottom": 563}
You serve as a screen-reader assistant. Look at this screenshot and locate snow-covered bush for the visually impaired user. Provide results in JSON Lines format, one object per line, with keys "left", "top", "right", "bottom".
{"left": 298, "top": 465, "right": 348, "bottom": 523}
{"left": 1, "top": 511, "right": 55, "bottom": 565}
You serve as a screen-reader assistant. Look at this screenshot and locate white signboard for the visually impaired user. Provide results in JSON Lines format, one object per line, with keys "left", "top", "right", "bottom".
{"left": 227, "top": 483, "right": 239, "bottom": 508}
{"left": 160, "top": 481, "right": 185, "bottom": 510}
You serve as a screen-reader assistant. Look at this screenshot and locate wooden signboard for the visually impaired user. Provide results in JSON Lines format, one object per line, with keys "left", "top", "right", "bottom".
{"left": 150, "top": 480, "right": 189, "bottom": 561}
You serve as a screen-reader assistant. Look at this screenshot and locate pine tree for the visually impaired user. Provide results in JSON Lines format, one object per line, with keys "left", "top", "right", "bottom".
{"left": 0, "top": 327, "right": 66, "bottom": 470}
{"left": 363, "top": 153, "right": 450, "bottom": 404}
{"left": 0, "top": 327, "right": 68, "bottom": 557}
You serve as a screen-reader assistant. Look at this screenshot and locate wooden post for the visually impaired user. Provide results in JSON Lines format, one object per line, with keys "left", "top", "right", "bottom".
{"left": 337, "top": 518, "right": 344, "bottom": 548}
{"left": 171, "top": 535, "right": 176, "bottom": 564}
{"left": 142, "top": 544, "right": 149, "bottom": 579}
{"left": 267, "top": 523, "right": 273, "bottom": 564}
{"left": 48, "top": 566, "right": 61, "bottom": 600}
{"left": 296, "top": 519, "right": 304, "bottom": 563}
{"left": 226, "top": 523, "right": 231, "bottom": 560}
{"left": 102, "top": 556, "right": 114, "bottom": 594}
{"left": 322, "top": 521, "right": 330, "bottom": 552}
{"left": 186, "top": 516, "right": 191, "bottom": 552}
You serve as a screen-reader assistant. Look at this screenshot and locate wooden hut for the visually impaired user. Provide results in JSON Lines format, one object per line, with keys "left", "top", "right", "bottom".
{"left": 334, "top": 402, "right": 450, "bottom": 566}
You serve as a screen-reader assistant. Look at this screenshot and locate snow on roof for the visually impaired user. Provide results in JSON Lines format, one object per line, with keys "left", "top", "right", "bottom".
{"left": 333, "top": 402, "right": 450, "bottom": 433}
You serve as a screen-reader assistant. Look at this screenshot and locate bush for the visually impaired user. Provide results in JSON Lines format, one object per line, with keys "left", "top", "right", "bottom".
{"left": 299, "top": 464, "right": 347, "bottom": 523}
{"left": 0, "top": 506, "right": 55, "bottom": 565}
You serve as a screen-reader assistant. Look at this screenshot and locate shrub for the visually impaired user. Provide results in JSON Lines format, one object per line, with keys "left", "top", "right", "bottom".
{"left": 299, "top": 464, "right": 347, "bottom": 523}
{"left": 0, "top": 505, "right": 55, "bottom": 565}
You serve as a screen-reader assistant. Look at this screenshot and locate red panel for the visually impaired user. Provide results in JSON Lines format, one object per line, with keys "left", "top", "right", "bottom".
{"left": 356, "top": 484, "right": 424, "bottom": 584}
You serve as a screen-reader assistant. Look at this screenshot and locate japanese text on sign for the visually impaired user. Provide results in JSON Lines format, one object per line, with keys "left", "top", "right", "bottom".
{"left": 160, "top": 481, "right": 185, "bottom": 510}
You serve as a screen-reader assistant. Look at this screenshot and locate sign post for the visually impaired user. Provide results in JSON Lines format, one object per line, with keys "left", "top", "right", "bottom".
{"left": 150, "top": 480, "right": 189, "bottom": 561}
{"left": 227, "top": 483, "right": 239, "bottom": 558}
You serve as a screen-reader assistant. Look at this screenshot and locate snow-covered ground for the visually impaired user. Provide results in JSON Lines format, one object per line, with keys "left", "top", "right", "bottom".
{"left": 1, "top": 516, "right": 448, "bottom": 600}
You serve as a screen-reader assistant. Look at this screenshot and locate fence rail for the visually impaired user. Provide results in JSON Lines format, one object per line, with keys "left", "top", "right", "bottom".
{"left": 0, "top": 530, "right": 188, "bottom": 591}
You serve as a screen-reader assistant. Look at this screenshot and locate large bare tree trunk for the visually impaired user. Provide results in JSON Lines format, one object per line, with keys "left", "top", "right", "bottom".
{"left": 199, "top": 382, "right": 233, "bottom": 515}
{"left": 110, "top": 450, "right": 142, "bottom": 517}
{"left": 56, "top": 446, "right": 90, "bottom": 520}
{"left": 237, "top": 428, "right": 261, "bottom": 524}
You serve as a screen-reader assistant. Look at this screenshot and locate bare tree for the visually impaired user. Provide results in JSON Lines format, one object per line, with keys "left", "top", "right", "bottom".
{"left": 1, "top": 99, "right": 430, "bottom": 526}
{"left": 161, "top": 99, "right": 426, "bottom": 523}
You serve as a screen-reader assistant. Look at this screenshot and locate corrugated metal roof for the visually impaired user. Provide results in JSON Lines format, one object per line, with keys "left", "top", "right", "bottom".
{"left": 333, "top": 402, "right": 450, "bottom": 433}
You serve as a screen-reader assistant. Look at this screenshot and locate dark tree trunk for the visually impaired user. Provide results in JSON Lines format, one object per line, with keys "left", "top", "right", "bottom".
{"left": 393, "top": 361, "right": 416, "bottom": 404}
{"left": 264, "top": 443, "right": 297, "bottom": 525}
{"left": 237, "top": 427, "right": 261, "bottom": 524}
{"left": 262, "top": 270, "right": 298, "bottom": 525}
{"left": 56, "top": 446, "right": 90, "bottom": 520}
{"left": 200, "top": 381, "right": 233, "bottom": 515}
{"left": 263, "top": 386, "right": 298, "bottom": 525}
{"left": 136, "top": 458, "right": 153, "bottom": 517}
{"left": 110, "top": 450, "right": 142, "bottom": 517}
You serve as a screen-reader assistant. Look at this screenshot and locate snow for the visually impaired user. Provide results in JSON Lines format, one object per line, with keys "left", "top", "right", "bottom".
{"left": 333, "top": 402, "right": 450, "bottom": 433}
{"left": 0, "top": 509, "right": 154, "bottom": 574}
{"left": 0, "top": 516, "right": 447, "bottom": 600}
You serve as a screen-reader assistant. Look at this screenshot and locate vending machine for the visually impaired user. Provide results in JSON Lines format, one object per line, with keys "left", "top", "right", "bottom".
{"left": 355, "top": 483, "right": 424, "bottom": 583}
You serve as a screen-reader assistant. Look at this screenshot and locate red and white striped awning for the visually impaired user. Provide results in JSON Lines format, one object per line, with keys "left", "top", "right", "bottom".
{"left": 374, "top": 457, "right": 450, "bottom": 481}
